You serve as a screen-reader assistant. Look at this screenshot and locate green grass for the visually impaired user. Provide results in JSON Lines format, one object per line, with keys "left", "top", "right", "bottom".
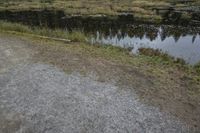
{"left": 0, "top": 21, "right": 87, "bottom": 42}
{"left": 138, "top": 48, "right": 186, "bottom": 65}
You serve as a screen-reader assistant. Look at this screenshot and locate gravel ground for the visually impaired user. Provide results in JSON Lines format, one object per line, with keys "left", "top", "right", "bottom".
{"left": 0, "top": 34, "right": 192, "bottom": 133}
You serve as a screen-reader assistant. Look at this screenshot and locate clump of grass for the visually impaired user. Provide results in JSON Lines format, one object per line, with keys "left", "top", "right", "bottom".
{"left": 138, "top": 47, "right": 186, "bottom": 65}
{"left": 0, "top": 21, "right": 87, "bottom": 42}
{"left": 66, "top": 31, "right": 87, "bottom": 42}
{"left": 139, "top": 48, "right": 170, "bottom": 59}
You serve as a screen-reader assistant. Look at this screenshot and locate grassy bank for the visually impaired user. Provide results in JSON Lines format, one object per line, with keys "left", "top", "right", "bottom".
{"left": 0, "top": 21, "right": 87, "bottom": 42}
{"left": 0, "top": 0, "right": 199, "bottom": 23}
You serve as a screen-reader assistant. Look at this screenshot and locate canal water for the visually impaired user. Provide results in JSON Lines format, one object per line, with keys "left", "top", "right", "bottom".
{"left": 0, "top": 10, "right": 199, "bottom": 64}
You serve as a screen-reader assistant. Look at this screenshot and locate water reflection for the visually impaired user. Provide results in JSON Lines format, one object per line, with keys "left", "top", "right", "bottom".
{"left": 90, "top": 25, "right": 200, "bottom": 65}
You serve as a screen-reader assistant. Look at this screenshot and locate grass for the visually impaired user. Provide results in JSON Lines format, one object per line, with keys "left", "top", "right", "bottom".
{"left": 138, "top": 48, "right": 200, "bottom": 86}
{"left": 0, "top": 21, "right": 87, "bottom": 42}
{"left": 0, "top": 0, "right": 199, "bottom": 23}
{"left": 138, "top": 48, "right": 186, "bottom": 65}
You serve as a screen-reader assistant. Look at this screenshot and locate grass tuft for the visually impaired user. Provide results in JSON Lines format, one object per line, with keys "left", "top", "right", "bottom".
{"left": 138, "top": 47, "right": 186, "bottom": 65}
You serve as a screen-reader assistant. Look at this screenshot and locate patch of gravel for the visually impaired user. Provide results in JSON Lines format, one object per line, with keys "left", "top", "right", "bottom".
{"left": 0, "top": 63, "right": 190, "bottom": 133}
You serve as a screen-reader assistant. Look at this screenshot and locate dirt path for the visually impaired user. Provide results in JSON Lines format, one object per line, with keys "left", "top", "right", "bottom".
{"left": 0, "top": 34, "right": 195, "bottom": 132}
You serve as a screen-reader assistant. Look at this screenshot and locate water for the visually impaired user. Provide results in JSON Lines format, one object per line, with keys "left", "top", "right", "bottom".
{"left": 90, "top": 25, "right": 200, "bottom": 65}
{"left": 0, "top": 10, "right": 199, "bottom": 64}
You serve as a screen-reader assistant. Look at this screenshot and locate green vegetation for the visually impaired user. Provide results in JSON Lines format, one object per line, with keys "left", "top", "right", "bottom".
{"left": 138, "top": 48, "right": 186, "bottom": 65}
{"left": 0, "top": 21, "right": 87, "bottom": 42}
{"left": 139, "top": 47, "right": 200, "bottom": 75}
{"left": 0, "top": 0, "right": 199, "bottom": 22}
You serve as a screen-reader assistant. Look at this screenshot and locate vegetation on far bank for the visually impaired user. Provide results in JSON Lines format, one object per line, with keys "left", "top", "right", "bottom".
{"left": 0, "top": 0, "right": 199, "bottom": 23}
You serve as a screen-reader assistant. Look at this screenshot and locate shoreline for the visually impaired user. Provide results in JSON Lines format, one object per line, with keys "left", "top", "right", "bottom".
{"left": 0, "top": 20, "right": 200, "bottom": 67}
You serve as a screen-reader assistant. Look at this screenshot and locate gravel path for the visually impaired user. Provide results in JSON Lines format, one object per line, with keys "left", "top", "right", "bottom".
{"left": 0, "top": 34, "right": 191, "bottom": 133}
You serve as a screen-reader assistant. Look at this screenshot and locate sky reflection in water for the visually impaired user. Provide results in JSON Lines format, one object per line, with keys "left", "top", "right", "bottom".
{"left": 91, "top": 26, "right": 200, "bottom": 65}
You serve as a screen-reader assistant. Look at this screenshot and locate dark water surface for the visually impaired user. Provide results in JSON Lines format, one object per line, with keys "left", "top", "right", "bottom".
{"left": 0, "top": 10, "right": 200, "bottom": 64}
